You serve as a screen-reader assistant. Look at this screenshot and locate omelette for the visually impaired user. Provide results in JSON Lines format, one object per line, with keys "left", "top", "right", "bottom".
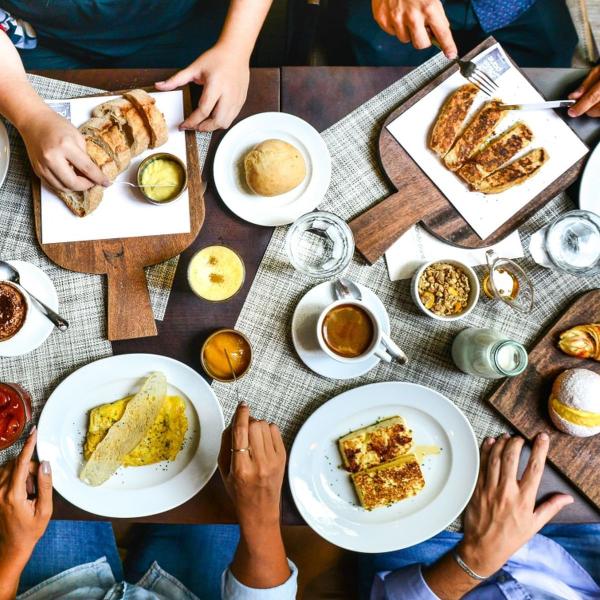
{"left": 84, "top": 394, "right": 188, "bottom": 467}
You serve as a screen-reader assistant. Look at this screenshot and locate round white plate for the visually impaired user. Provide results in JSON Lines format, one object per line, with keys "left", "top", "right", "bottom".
{"left": 37, "top": 354, "right": 224, "bottom": 518}
{"left": 289, "top": 382, "right": 479, "bottom": 553}
{"left": 0, "top": 260, "right": 57, "bottom": 357}
{"left": 580, "top": 141, "right": 600, "bottom": 216}
{"left": 291, "top": 281, "right": 390, "bottom": 380}
{"left": 0, "top": 120, "right": 9, "bottom": 189}
{"left": 213, "top": 112, "right": 332, "bottom": 226}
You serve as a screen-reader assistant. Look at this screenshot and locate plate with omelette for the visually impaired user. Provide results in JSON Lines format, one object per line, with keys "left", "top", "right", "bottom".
{"left": 37, "top": 354, "right": 224, "bottom": 518}
{"left": 289, "top": 381, "right": 479, "bottom": 553}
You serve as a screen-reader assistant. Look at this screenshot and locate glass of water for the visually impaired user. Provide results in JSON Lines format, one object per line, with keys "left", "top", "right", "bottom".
{"left": 286, "top": 211, "right": 355, "bottom": 279}
{"left": 544, "top": 210, "right": 600, "bottom": 275}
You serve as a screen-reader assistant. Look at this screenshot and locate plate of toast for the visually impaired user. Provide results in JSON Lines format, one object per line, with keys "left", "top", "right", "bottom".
{"left": 289, "top": 381, "right": 479, "bottom": 552}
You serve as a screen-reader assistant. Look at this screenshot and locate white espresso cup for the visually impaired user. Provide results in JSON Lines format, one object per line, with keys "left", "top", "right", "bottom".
{"left": 316, "top": 299, "right": 392, "bottom": 363}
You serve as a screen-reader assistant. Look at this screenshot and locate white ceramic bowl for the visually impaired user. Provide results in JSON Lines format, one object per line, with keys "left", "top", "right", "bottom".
{"left": 411, "top": 259, "right": 480, "bottom": 321}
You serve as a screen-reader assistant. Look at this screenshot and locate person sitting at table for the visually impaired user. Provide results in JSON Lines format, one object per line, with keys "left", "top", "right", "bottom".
{"left": 0, "top": 401, "right": 297, "bottom": 600}
{"left": 345, "top": 0, "right": 579, "bottom": 68}
{"left": 0, "top": 0, "right": 271, "bottom": 194}
{"left": 357, "top": 432, "right": 600, "bottom": 599}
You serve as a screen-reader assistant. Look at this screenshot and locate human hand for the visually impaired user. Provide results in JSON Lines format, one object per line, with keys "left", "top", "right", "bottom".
{"left": 155, "top": 43, "right": 249, "bottom": 132}
{"left": 19, "top": 107, "right": 108, "bottom": 192}
{"left": 458, "top": 433, "right": 572, "bottom": 577}
{"left": 0, "top": 427, "right": 52, "bottom": 566}
{"left": 568, "top": 65, "right": 600, "bottom": 118}
{"left": 371, "top": 0, "right": 457, "bottom": 59}
{"left": 218, "top": 401, "right": 286, "bottom": 531}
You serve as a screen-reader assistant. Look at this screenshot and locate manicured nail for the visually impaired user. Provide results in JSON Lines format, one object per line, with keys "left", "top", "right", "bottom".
{"left": 41, "top": 461, "right": 51, "bottom": 475}
{"left": 29, "top": 425, "right": 37, "bottom": 436}
{"left": 538, "top": 432, "right": 549, "bottom": 441}
{"left": 239, "top": 400, "right": 248, "bottom": 407}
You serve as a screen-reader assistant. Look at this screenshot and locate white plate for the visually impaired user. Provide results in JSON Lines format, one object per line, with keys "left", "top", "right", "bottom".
{"left": 213, "top": 112, "right": 332, "bottom": 226}
{"left": 0, "top": 120, "right": 9, "bottom": 188}
{"left": 291, "top": 281, "right": 390, "bottom": 380}
{"left": 289, "top": 382, "right": 479, "bottom": 553}
{"left": 0, "top": 260, "right": 57, "bottom": 357}
{"left": 580, "top": 141, "right": 600, "bottom": 216}
{"left": 37, "top": 354, "right": 224, "bottom": 518}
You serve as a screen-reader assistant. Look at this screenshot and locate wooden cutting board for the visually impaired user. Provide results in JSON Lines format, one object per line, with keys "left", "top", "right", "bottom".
{"left": 349, "top": 37, "right": 588, "bottom": 264}
{"left": 488, "top": 289, "right": 600, "bottom": 510}
{"left": 32, "top": 86, "right": 205, "bottom": 341}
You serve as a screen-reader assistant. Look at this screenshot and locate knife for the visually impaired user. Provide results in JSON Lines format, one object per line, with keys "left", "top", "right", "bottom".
{"left": 497, "top": 99, "right": 576, "bottom": 111}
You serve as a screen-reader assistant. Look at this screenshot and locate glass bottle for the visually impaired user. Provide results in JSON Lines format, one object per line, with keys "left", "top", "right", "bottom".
{"left": 451, "top": 327, "right": 528, "bottom": 379}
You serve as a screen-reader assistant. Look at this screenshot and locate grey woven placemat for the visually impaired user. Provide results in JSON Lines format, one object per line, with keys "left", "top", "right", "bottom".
{"left": 0, "top": 75, "right": 210, "bottom": 462}
{"left": 212, "top": 52, "right": 600, "bottom": 448}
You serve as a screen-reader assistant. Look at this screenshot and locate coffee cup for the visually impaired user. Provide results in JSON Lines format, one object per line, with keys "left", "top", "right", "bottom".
{"left": 316, "top": 299, "right": 392, "bottom": 363}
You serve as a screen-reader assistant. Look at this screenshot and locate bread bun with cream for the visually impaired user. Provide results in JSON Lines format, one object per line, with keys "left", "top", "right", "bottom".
{"left": 549, "top": 368, "right": 600, "bottom": 437}
{"left": 244, "top": 139, "right": 306, "bottom": 196}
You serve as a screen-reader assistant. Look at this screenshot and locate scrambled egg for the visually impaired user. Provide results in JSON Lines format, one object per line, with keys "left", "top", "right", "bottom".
{"left": 84, "top": 395, "right": 188, "bottom": 467}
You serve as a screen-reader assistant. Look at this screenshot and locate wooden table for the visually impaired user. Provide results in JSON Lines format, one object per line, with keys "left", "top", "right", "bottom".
{"left": 36, "top": 66, "right": 600, "bottom": 525}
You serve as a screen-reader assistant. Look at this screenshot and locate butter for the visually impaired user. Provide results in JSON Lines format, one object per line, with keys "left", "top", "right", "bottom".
{"left": 140, "top": 158, "right": 185, "bottom": 202}
{"left": 550, "top": 396, "right": 600, "bottom": 427}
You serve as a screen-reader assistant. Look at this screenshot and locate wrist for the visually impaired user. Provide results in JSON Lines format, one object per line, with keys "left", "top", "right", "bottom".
{"left": 456, "top": 540, "right": 500, "bottom": 577}
{"left": 213, "top": 37, "right": 252, "bottom": 63}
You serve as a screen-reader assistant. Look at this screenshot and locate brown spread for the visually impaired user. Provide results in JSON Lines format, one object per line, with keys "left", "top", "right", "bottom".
{"left": 0, "top": 283, "right": 27, "bottom": 342}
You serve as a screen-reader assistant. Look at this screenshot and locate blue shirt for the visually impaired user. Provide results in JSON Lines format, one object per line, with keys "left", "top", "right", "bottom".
{"left": 470, "top": 0, "right": 536, "bottom": 32}
{"left": 370, "top": 533, "right": 600, "bottom": 599}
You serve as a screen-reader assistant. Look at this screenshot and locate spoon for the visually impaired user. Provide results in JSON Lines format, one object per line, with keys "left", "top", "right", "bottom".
{"left": 224, "top": 349, "right": 241, "bottom": 404}
{"left": 113, "top": 182, "right": 179, "bottom": 189}
{"left": 334, "top": 277, "right": 408, "bottom": 365}
{"left": 0, "top": 261, "right": 69, "bottom": 332}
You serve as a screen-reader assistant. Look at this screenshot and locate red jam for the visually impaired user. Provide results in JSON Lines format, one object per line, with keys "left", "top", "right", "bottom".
{"left": 0, "top": 383, "right": 32, "bottom": 450}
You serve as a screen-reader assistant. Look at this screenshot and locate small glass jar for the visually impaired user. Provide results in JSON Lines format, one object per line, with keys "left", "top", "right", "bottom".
{"left": 451, "top": 327, "right": 528, "bottom": 379}
{"left": 0, "top": 383, "right": 32, "bottom": 450}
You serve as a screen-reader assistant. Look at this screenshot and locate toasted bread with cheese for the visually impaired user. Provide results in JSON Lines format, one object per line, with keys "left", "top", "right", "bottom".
{"left": 123, "top": 89, "right": 168, "bottom": 148}
{"left": 80, "top": 116, "right": 131, "bottom": 172}
{"left": 429, "top": 83, "right": 479, "bottom": 157}
{"left": 338, "top": 416, "right": 413, "bottom": 473}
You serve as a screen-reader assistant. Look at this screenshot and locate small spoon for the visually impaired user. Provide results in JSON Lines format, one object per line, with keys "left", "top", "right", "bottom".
{"left": 113, "top": 182, "right": 179, "bottom": 189}
{"left": 0, "top": 261, "right": 69, "bottom": 332}
{"left": 224, "top": 349, "right": 241, "bottom": 404}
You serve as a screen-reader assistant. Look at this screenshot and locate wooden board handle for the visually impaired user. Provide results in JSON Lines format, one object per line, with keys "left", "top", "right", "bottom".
{"left": 348, "top": 191, "right": 429, "bottom": 264}
{"left": 106, "top": 264, "right": 157, "bottom": 341}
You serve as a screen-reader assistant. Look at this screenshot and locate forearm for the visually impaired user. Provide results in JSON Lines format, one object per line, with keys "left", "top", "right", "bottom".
{"left": 0, "top": 553, "right": 28, "bottom": 600}
{"left": 422, "top": 548, "right": 482, "bottom": 600}
{"left": 216, "top": 0, "right": 273, "bottom": 59}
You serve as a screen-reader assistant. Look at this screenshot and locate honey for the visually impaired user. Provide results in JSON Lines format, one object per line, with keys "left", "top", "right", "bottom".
{"left": 482, "top": 268, "right": 520, "bottom": 301}
{"left": 202, "top": 330, "right": 252, "bottom": 381}
{"left": 188, "top": 246, "right": 245, "bottom": 302}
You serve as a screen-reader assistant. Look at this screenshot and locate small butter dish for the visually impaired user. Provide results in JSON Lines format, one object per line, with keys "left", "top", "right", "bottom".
{"left": 136, "top": 152, "right": 188, "bottom": 205}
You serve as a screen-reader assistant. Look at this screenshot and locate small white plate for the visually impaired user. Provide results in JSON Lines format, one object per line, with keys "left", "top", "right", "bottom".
{"left": 0, "top": 120, "right": 9, "bottom": 188}
{"left": 291, "top": 281, "right": 390, "bottom": 380}
{"left": 0, "top": 260, "right": 57, "bottom": 357}
{"left": 213, "top": 112, "right": 332, "bottom": 226}
{"left": 580, "top": 141, "right": 600, "bottom": 216}
{"left": 37, "top": 354, "right": 224, "bottom": 518}
{"left": 289, "top": 382, "right": 479, "bottom": 553}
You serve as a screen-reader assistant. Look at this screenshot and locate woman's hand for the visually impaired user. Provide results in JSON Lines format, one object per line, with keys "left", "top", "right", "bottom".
{"left": 155, "top": 43, "right": 249, "bottom": 132}
{"left": 568, "top": 65, "right": 600, "bottom": 118}
{"left": 371, "top": 0, "right": 457, "bottom": 59}
{"left": 19, "top": 108, "right": 108, "bottom": 192}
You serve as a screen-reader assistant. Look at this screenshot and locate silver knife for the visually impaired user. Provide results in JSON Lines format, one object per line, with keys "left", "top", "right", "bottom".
{"left": 497, "top": 100, "right": 575, "bottom": 111}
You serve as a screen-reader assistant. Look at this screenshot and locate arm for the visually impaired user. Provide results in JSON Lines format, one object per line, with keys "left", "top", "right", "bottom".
{"left": 568, "top": 65, "right": 600, "bottom": 118}
{"left": 0, "top": 31, "right": 106, "bottom": 191}
{"left": 155, "top": 0, "right": 273, "bottom": 131}
{"left": 0, "top": 428, "right": 53, "bottom": 600}
{"left": 371, "top": 0, "right": 457, "bottom": 59}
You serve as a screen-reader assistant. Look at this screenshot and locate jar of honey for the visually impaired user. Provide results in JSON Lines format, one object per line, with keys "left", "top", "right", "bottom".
{"left": 201, "top": 329, "right": 252, "bottom": 382}
{"left": 0, "top": 383, "right": 32, "bottom": 450}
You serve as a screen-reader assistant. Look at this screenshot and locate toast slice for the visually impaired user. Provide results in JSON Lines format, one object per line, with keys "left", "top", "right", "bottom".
{"left": 123, "top": 89, "right": 168, "bottom": 148}
{"left": 429, "top": 83, "right": 479, "bottom": 157}
{"left": 93, "top": 98, "right": 151, "bottom": 156}
{"left": 80, "top": 117, "right": 131, "bottom": 172}
{"left": 338, "top": 416, "right": 413, "bottom": 473}
{"left": 84, "top": 135, "right": 119, "bottom": 181}
{"left": 56, "top": 186, "right": 104, "bottom": 217}
{"left": 444, "top": 101, "right": 508, "bottom": 171}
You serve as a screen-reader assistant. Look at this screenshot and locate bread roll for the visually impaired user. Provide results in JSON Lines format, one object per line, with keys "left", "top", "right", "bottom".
{"left": 244, "top": 139, "right": 306, "bottom": 196}
{"left": 548, "top": 368, "right": 600, "bottom": 437}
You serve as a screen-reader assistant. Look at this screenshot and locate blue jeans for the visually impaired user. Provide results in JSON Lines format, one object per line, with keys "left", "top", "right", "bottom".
{"left": 356, "top": 525, "right": 600, "bottom": 600}
{"left": 18, "top": 521, "right": 240, "bottom": 599}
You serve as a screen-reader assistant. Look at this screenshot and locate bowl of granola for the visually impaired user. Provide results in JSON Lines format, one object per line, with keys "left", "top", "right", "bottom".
{"left": 411, "top": 260, "right": 479, "bottom": 321}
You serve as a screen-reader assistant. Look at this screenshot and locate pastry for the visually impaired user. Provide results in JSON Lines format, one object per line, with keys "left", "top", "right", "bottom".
{"left": 558, "top": 324, "right": 600, "bottom": 361}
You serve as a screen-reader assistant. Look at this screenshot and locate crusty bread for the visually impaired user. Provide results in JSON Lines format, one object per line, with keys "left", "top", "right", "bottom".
{"left": 80, "top": 117, "right": 131, "bottom": 172}
{"left": 57, "top": 186, "right": 104, "bottom": 217}
{"left": 123, "top": 89, "right": 168, "bottom": 148}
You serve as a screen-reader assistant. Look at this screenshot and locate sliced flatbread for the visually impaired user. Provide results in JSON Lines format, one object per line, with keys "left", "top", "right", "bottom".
{"left": 123, "top": 89, "right": 168, "bottom": 148}
{"left": 474, "top": 147, "right": 548, "bottom": 194}
{"left": 79, "top": 372, "right": 168, "bottom": 486}
{"left": 80, "top": 116, "right": 131, "bottom": 172}
{"left": 444, "top": 101, "right": 508, "bottom": 171}
{"left": 429, "top": 83, "right": 479, "bottom": 157}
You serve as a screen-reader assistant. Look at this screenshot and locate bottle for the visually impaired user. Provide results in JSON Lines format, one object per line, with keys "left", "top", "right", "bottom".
{"left": 451, "top": 327, "right": 528, "bottom": 379}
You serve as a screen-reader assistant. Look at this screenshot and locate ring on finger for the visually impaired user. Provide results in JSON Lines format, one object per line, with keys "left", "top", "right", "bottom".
{"left": 231, "top": 447, "right": 251, "bottom": 454}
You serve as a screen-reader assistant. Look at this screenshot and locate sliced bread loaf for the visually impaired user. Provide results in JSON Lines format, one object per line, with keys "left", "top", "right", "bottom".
{"left": 123, "top": 89, "right": 168, "bottom": 148}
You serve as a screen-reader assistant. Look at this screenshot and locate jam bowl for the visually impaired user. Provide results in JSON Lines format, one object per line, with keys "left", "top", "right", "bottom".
{"left": 0, "top": 383, "right": 32, "bottom": 450}
{"left": 0, "top": 281, "right": 30, "bottom": 344}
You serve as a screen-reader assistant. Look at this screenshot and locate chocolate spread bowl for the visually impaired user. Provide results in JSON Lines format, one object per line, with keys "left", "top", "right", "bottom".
{"left": 0, "top": 281, "right": 29, "bottom": 343}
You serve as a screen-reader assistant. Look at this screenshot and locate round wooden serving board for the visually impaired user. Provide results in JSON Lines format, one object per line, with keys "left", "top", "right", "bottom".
{"left": 33, "top": 86, "right": 205, "bottom": 341}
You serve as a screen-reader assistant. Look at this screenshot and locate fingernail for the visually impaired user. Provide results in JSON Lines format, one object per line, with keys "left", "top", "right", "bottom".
{"left": 156, "top": 81, "right": 165, "bottom": 85}
{"left": 485, "top": 437, "right": 495, "bottom": 445}
{"left": 447, "top": 52, "right": 458, "bottom": 59}
{"left": 29, "top": 425, "right": 37, "bottom": 436}
{"left": 568, "top": 109, "right": 576, "bottom": 118}
{"left": 502, "top": 432, "right": 511, "bottom": 439}
{"left": 41, "top": 461, "right": 51, "bottom": 475}
{"left": 538, "top": 432, "right": 549, "bottom": 441}
{"left": 239, "top": 400, "right": 248, "bottom": 407}
{"left": 103, "top": 179, "right": 111, "bottom": 187}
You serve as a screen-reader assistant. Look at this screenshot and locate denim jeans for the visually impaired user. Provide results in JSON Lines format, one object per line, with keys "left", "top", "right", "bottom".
{"left": 18, "top": 521, "right": 240, "bottom": 599}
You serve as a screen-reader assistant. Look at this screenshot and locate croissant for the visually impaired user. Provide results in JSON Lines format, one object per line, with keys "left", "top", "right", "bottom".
{"left": 558, "top": 324, "right": 600, "bottom": 361}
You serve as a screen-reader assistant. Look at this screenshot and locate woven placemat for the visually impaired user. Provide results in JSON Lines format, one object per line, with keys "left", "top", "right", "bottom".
{"left": 0, "top": 75, "right": 210, "bottom": 462}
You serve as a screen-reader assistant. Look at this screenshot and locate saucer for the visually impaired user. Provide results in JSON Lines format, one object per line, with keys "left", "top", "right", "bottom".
{"left": 291, "top": 281, "right": 390, "bottom": 380}
{"left": 0, "top": 260, "right": 58, "bottom": 357}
